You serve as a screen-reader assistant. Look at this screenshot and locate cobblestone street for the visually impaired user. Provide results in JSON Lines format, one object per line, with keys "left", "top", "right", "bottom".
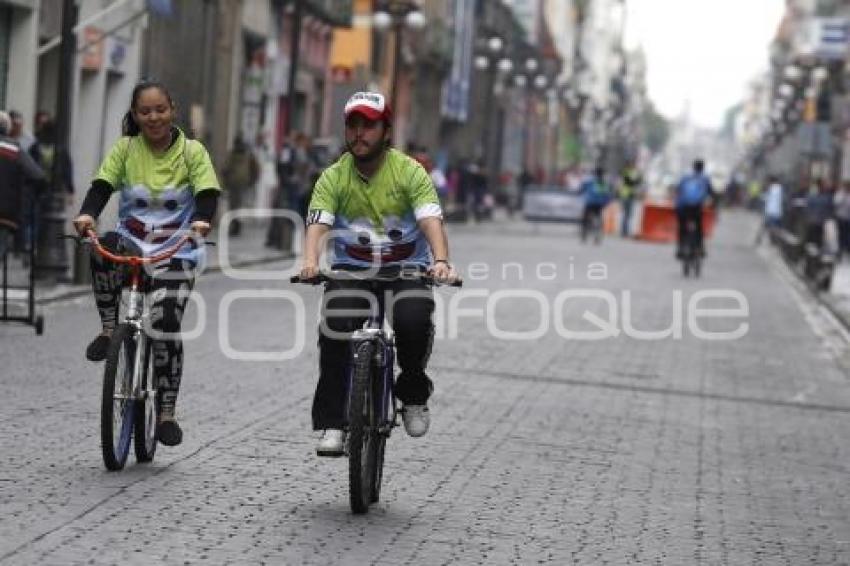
{"left": 2, "top": 211, "right": 849, "bottom": 565}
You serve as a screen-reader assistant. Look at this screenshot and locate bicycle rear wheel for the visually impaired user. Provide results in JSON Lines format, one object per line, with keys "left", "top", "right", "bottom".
{"left": 133, "top": 337, "right": 157, "bottom": 463}
{"left": 101, "top": 324, "right": 136, "bottom": 471}
{"left": 349, "top": 341, "right": 377, "bottom": 514}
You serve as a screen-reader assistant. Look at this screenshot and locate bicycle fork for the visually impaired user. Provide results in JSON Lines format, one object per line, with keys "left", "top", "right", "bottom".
{"left": 126, "top": 287, "right": 152, "bottom": 404}
{"left": 347, "top": 332, "right": 396, "bottom": 435}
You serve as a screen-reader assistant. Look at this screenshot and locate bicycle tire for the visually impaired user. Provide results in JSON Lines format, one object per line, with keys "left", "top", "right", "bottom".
{"left": 101, "top": 324, "right": 136, "bottom": 471}
{"left": 371, "top": 434, "right": 386, "bottom": 504}
{"left": 133, "top": 338, "right": 157, "bottom": 463}
{"left": 349, "top": 341, "right": 376, "bottom": 514}
{"left": 370, "top": 368, "right": 388, "bottom": 503}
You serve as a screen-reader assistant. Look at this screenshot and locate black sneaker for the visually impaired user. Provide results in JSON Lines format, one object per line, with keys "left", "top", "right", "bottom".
{"left": 85, "top": 334, "right": 112, "bottom": 361}
{"left": 157, "top": 420, "right": 183, "bottom": 446}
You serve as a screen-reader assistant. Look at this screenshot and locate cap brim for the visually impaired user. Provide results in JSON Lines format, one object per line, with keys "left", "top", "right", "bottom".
{"left": 344, "top": 106, "right": 384, "bottom": 121}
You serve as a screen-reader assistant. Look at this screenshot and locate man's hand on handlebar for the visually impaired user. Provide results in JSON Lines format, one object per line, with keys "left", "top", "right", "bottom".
{"left": 428, "top": 260, "right": 458, "bottom": 285}
{"left": 299, "top": 261, "right": 320, "bottom": 281}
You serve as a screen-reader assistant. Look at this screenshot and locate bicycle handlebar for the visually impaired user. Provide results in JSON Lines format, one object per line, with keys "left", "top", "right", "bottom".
{"left": 61, "top": 230, "right": 214, "bottom": 266}
{"left": 290, "top": 270, "right": 463, "bottom": 288}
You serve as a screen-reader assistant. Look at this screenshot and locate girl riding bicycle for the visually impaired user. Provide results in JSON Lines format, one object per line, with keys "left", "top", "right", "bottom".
{"left": 72, "top": 79, "right": 220, "bottom": 447}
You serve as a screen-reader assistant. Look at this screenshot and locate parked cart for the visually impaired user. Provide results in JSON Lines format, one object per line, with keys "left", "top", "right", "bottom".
{"left": 0, "top": 218, "right": 44, "bottom": 335}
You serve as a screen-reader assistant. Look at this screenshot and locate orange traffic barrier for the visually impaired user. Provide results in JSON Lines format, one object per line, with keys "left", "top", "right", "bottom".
{"left": 603, "top": 202, "right": 619, "bottom": 234}
{"left": 638, "top": 201, "right": 715, "bottom": 243}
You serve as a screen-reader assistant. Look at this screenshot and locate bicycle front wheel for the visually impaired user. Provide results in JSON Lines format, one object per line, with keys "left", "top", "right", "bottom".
{"left": 348, "top": 341, "right": 377, "bottom": 514}
{"left": 133, "top": 337, "right": 157, "bottom": 463}
{"left": 101, "top": 324, "right": 136, "bottom": 471}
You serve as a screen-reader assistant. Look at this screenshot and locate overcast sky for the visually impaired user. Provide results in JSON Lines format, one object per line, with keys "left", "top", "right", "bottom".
{"left": 624, "top": 0, "right": 786, "bottom": 129}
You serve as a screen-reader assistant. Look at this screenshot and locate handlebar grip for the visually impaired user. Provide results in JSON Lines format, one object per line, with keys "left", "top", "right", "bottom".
{"left": 290, "top": 274, "right": 326, "bottom": 285}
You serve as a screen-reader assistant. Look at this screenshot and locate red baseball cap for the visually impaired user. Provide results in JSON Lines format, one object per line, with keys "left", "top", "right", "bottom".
{"left": 344, "top": 91, "right": 393, "bottom": 124}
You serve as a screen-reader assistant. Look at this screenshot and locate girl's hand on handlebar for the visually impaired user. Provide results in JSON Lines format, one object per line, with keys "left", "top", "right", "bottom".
{"left": 72, "top": 214, "right": 96, "bottom": 237}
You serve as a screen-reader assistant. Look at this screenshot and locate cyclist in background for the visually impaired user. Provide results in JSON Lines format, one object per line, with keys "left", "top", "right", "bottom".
{"left": 675, "top": 159, "right": 716, "bottom": 258}
{"left": 72, "top": 79, "right": 220, "bottom": 447}
{"left": 299, "top": 91, "right": 456, "bottom": 456}
{"left": 579, "top": 166, "right": 613, "bottom": 242}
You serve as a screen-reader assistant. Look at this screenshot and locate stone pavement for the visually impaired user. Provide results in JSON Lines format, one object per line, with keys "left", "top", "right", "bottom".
{"left": 1, "top": 210, "right": 849, "bottom": 564}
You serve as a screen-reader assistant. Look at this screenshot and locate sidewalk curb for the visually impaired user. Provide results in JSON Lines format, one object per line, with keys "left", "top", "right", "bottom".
{"left": 35, "top": 251, "right": 295, "bottom": 306}
{"left": 759, "top": 242, "right": 850, "bottom": 336}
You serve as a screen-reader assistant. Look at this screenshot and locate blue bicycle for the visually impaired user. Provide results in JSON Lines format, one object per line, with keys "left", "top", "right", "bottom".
{"left": 292, "top": 269, "right": 462, "bottom": 514}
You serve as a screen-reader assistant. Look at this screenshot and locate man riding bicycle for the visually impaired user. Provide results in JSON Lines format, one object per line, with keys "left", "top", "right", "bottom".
{"left": 579, "top": 166, "right": 613, "bottom": 241}
{"left": 675, "top": 159, "right": 716, "bottom": 258}
{"left": 298, "top": 91, "right": 457, "bottom": 456}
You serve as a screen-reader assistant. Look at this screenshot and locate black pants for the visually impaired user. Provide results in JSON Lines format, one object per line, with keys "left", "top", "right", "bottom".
{"left": 677, "top": 205, "right": 704, "bottom": 251}
{"left": 581, "top": 204, "right": 604, "bottom": 240}
{"left": 89, "top": 232, "right": 195, "bottom": 416}
{"left": 313, "top": 277, "right": 435, "bottom": 430}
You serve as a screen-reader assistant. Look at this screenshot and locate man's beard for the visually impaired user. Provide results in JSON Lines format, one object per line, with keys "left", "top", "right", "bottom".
{"left": 347, "top": 139, "right": 385, "bottom": 164}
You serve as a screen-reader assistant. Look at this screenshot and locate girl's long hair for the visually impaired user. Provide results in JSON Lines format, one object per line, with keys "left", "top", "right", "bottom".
{"left": 121, "top": 78, "right": 174, "bottom": 136}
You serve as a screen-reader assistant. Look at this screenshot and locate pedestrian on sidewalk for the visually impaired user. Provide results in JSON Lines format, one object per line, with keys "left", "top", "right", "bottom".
{"left": 0, "top": 111, "right": 46, "bottom": 258}
{"left": 755, "top": 175, "right": 783, "bottom": 245}
{"left": 267, "top": 132, "right": 314, "bottom": 249}
{"left": 804, "top": 178, "right": 834, "bottom": 250}
{"left": 618, "top": 161, "right": 642, "bottom": 237}
{"left": 8, "top": 110, "right": 38, "bottom": 159}
{"left": 9, "top": 110, "right": 43, "bottom": 254}
{"left": 32, "top": 116, "right": 75, "bottom": 260}
{"left": 71, "top": 79, "right": 221, "bottom": 447}
{"left": 833, "top": 180, "right": 850, "bottom": 260}
{"left": 222, "top": 134, "right": 259, "bottom": 237}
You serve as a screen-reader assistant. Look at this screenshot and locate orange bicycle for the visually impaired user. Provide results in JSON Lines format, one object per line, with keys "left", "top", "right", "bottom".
{"left": 68, "top": 230, "right": 198, "bottom": 470}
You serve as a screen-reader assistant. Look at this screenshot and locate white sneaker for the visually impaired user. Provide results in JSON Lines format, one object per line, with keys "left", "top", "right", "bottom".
{"left": 316, "top": 429, "right": 346, "bottom": 457}
{"left": 401, "top": 405, "right": 430, "bottom": 437}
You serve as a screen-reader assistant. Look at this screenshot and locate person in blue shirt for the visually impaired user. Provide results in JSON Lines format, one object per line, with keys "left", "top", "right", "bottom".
{"left": 675, "top": 159, "right": 716, "bottom": 258}
{"left": 579, "top": 166, "right": 613, "bottom": 242}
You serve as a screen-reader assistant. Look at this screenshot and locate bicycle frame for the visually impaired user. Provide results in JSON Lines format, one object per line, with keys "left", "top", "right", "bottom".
{"left": 86, "top": 231, "right": 192, "bottom": 405}
{"left": 346, "top": 283, "right": 397, "bottom": 433}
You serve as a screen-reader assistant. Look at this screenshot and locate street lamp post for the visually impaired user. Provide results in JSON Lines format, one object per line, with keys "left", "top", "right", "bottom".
{"left": 474, "top": 35, "right": 512, "bottom": 194}
{"left": 42, "top": 0, "right": 77, "bottom": 282}
{"left": 372, "top": 1, "right": 426, "bottom": 128}
{"left": 514, "top": 57, "right": 548, "bottom": 181}
{"left": 284, "top": 0, "right": 303, "bottom": 140}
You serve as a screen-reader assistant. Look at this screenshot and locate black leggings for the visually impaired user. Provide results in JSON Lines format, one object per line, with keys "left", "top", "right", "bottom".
{"left": 313, "top": 277, "right": 435, "bottom": 430}
{"left": 89, "top": 232, "right": 195, "bottom": 416}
